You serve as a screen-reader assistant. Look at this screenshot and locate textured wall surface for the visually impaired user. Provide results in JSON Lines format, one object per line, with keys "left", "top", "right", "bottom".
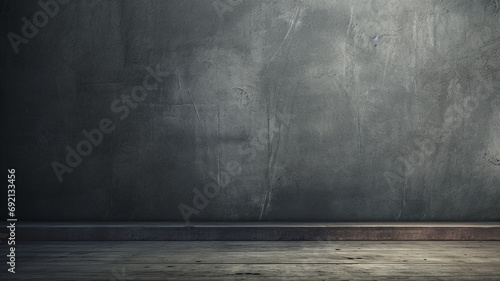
{"left": 1, "top": 0, "right": 499, "bottom": 222}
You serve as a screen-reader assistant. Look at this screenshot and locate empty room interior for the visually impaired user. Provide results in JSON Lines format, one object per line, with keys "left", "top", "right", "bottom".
{"left": 1, "top": 0, "right": 500, "bottom": 280}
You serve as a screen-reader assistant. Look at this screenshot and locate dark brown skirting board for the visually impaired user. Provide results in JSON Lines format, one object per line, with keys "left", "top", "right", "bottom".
{"left": 3, "top": 222, "right": 500, "bottom": 241}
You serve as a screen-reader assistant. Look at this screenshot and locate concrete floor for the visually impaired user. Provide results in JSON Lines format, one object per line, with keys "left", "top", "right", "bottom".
{"left": 4, "top": 241, "right": 500, "bottom": 280}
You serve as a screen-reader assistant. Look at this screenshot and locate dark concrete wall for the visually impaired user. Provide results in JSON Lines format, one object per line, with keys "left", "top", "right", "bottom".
{"left": 1, "top": 0, "right": 499, "bottom": 222}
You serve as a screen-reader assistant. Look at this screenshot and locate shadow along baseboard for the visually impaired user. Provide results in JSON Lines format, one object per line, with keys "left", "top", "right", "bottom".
{"left": 2, "top": 222, "right": 500, "bottom": 241}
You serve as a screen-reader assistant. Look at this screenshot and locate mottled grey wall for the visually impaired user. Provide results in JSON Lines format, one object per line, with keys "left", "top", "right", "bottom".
{"left": 1, "top": 0, "right": 499, "bottom": 222}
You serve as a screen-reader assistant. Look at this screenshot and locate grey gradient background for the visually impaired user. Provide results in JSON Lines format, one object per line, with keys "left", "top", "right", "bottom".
{"left": 1, "top": 0, "right": 499, "bottom": 221}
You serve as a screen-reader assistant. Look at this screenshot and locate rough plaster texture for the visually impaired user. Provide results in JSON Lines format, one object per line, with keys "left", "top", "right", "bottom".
{"left": 1, "top": 0, "right": 499, "bottom": 221}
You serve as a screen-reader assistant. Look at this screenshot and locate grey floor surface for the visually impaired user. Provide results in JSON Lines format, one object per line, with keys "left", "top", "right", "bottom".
{"left": 2, "top": 241, "right": 500, "bottom": 280}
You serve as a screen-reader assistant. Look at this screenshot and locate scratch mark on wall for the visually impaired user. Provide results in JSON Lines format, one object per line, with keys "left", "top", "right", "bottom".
{"left": 258, "top": 4, "right": 303, "bottom": 220}
{"left": 261, "top": 127, "right": 281, "bottom": 219}
{"left": 217, "top": 104, "right": 221, "bottom": 191}
{"left": 265, "top": 6, "right": 301, "bottom": 70}
{"left": 404, "top": 173, "right": 407, "bottom": 207}
{"left": 187, "top": 87, "right": 221, "bottom": 191}
{"left": 357, "top": 103, "right": 362, "bottom": 158}
{"left": 258, "top": 191, "right": 268, "bottom": 220}
{"left": 347, "top": 6, "right": 354, "bottom": 36}
{"left": 187, "top": 88, "right": 207, "bottom": 137}
{"left": 382, "top": 44, "right": 392, "bottom": 87}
